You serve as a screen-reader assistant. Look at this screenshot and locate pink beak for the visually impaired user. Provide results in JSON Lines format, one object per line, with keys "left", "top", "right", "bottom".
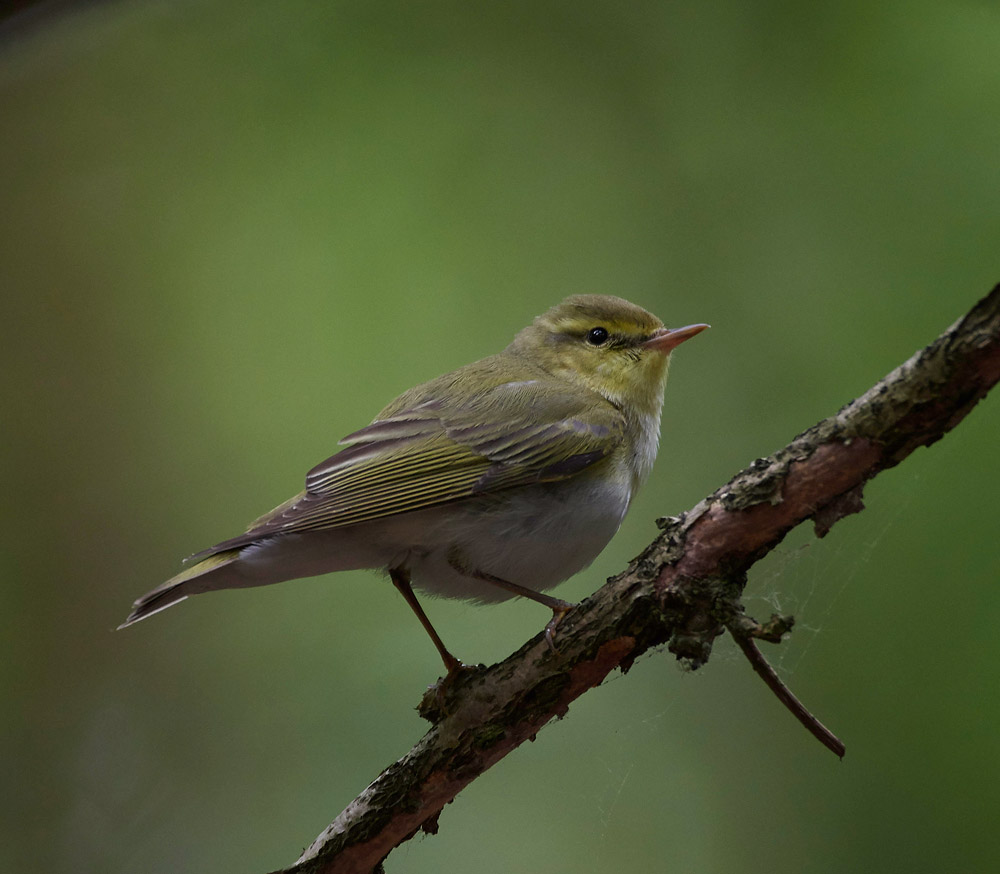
{"left": 643, "top": 323, "right": 710, "bottom": 354}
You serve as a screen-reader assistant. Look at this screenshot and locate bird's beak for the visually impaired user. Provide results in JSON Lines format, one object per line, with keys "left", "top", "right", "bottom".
{"left": 643, "top": 323, "right": 710, "bottom": 354}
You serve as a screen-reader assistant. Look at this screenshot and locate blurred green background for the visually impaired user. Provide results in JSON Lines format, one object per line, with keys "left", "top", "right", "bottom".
{"left": 2, "top": 2, "right": 999, "bottom": 872}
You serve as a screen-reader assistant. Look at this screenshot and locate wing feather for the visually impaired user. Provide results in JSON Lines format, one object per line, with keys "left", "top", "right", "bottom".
{"left": 194, "top": 378, "right": 625, "bottom": 556}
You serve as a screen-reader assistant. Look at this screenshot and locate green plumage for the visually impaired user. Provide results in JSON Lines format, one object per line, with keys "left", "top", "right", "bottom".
{"left": 199, "top": 358, "right": 626, "bottom": 556}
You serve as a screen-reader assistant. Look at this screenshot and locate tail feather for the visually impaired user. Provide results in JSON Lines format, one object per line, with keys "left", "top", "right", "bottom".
{"left": 118, "top": 550, "right": 240, "bottom": 629}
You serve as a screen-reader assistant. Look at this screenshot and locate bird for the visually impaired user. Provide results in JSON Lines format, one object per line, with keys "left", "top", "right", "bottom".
{"left": 120, "top": 295, "right": 708, "bottom": 673}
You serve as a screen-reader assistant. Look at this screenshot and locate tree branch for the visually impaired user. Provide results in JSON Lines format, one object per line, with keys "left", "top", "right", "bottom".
{"left": 274, "top": 285, "right": 1000, "bottom": 874}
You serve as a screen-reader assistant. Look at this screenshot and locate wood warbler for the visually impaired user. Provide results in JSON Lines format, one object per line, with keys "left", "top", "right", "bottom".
{"left": 120, "top": 295, "right": 707, "bottom": 671}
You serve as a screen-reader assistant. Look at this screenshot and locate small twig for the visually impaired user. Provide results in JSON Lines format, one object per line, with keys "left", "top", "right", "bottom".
{"left": 727, "top": 620, "right": 846, "bottom": 759}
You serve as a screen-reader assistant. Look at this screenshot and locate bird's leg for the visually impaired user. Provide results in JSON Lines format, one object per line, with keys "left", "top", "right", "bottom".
{"left": 389, "top": 568, "right": 466, "bottom": 676}
{"left": 469, "top": 568, "right": 576, "bottom": 653}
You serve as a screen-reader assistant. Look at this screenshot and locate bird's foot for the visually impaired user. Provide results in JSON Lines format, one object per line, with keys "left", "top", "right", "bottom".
{"left": 543, "top": 599, "right": 576, "bottom": 654}
{"left": 417, "top": 660, "right": 484, "bottom": 723}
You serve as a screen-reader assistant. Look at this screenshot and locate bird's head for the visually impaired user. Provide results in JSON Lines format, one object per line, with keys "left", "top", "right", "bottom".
{"left": 509, "top": 294, "right": 708, "bottom": 415}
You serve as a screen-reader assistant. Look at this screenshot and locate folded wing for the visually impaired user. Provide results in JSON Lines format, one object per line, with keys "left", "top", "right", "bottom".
{"left": 193, "top": 380, "right": 623, "bottom": 558}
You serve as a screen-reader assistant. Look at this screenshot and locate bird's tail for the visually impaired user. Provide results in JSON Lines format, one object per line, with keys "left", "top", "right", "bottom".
{"left": 118, "top": 550, "right": 241, "bottom": 629}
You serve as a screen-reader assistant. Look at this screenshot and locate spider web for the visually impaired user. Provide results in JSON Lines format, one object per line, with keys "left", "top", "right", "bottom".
{"left": 587, "top": 477, "right": 911, "bottom": 838}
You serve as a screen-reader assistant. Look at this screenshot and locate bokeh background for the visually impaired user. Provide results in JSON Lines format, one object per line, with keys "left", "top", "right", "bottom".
{"left": 3, "top": 2, "right": 999, "bottom": 872}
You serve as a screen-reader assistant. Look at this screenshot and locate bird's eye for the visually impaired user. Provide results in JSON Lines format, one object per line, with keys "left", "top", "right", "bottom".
{"left": 586, "top": 327, "right": 610, "bottom": 346}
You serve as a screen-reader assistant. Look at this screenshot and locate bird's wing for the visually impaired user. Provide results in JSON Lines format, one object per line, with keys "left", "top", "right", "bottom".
{"left": 194, "top": 380, "right": 624, "bottom": 556}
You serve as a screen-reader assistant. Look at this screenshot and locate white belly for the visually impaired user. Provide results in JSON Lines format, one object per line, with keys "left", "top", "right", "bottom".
{"left": 234, "top": 473, "right": 632, "bottom": 603}
{"left": 403, "top": 475, "right": 632, "bottom": 602}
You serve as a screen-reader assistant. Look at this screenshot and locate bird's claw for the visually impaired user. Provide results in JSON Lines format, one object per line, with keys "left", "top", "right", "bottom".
{"left": 543, "top": 600, "right": 576, "bottom": 654}
{"left": 418, "top": 660, "right": 482, "bottom": 722}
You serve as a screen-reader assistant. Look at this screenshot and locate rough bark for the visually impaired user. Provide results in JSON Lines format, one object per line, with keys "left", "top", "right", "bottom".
{"left": 273, "top": 285, "right": 1000, "bottom": 874}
